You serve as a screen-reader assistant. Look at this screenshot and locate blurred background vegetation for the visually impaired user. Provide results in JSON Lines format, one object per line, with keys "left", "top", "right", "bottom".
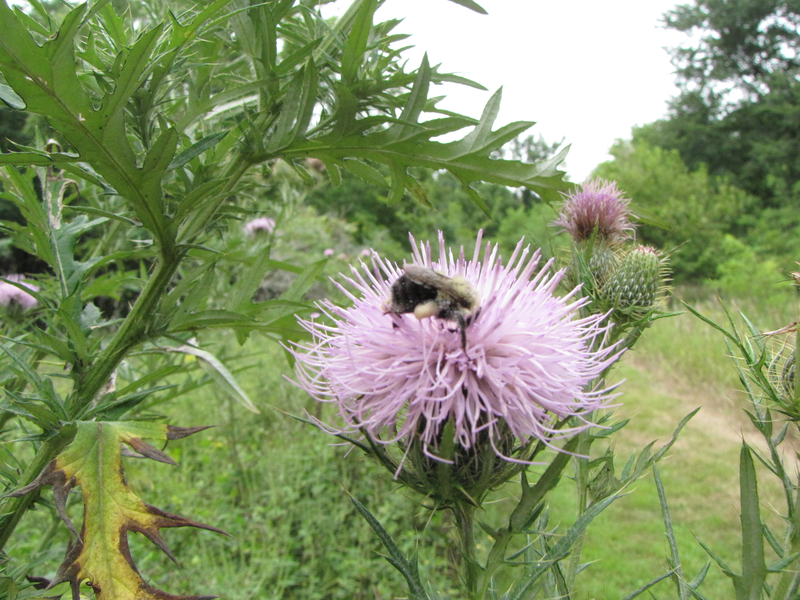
{"left": 2, "top": 0, "right": 799, "bottom": 598}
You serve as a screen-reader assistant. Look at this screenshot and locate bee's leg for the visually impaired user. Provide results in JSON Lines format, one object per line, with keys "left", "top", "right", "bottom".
{"left": 386, "top": 312, "right": 404, "bottom": 330}
{"left": 456, "top": 313, "right": 468, "bottom": 350}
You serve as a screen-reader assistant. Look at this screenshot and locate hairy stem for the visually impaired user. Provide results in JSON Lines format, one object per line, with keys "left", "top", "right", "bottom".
{"left": 0, "top": 150, "right": 254, "bottom": 553}
{"left": 772, "top": 486, "right": 800, "bottom": 599}
{"left": 452, "top": 504, "right": 481, "bottom": 600}
{"left": 564, "top": 412, "right": 596, "bottom": 590}
{"left": 73, "top": 252, "right": 182, "bottom": 417}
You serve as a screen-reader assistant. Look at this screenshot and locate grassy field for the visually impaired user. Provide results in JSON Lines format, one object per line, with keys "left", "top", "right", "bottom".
{"left": 8, "top": 291, "right": 799, "bottom": 599}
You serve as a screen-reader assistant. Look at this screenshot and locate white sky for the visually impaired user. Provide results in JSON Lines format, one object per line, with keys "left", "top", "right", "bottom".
{"left": 375, "top": 0, "right": 688, "bottom": 182}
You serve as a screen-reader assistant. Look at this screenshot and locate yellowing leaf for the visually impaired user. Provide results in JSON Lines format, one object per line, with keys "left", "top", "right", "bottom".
{"left": 10, "top": 422, "right": 225, "bottom": 600}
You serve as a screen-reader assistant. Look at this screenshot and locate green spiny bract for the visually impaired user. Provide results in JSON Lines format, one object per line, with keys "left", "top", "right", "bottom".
{"left": 588, "top": 243, "right": 620, "bottom": 288}
{"left": 768, "top": 346, "right": 800, "bottom": 418}
{"left": 782, "top": 350, "right": 795, "bottom": 397}
{"left": 600, "top": 245, "right": 662, "bottom": 315}
{"left": 561, "top": 242, "right": 619, "bottom": 295}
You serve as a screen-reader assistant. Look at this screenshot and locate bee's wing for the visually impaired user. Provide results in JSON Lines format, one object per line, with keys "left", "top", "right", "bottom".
{"left": 403, "top": 265, "right": 465, "bottom": 303}
{"left": 402, "top": 265, "right": 451, "bottom": 287}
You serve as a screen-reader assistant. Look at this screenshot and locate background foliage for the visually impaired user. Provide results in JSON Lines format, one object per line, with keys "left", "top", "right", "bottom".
{"left": 598, "top": 0, "right": 800, "bottom": 292}
{"left": 1, "top": 0, "right": 799, "bottom": 598}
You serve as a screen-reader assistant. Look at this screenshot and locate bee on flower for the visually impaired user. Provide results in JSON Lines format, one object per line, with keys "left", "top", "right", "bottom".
{"left": 288, "top": 232, "right": 623, "bottom": 498}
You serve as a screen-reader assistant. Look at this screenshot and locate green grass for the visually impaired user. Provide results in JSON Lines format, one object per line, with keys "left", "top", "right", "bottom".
{"left": 7, "top": 292, "right": 800, "bottom": 599}
{"left": 558, "top": 295, "right": 797, "bottom": 599}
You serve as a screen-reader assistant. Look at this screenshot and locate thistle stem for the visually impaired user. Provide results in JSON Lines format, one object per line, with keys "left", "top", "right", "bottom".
{"left": 0, "top": 150, "right": 255, "bottom": 554}
{"left": 565, "top": 410, "right": 596, "bottom": 590}
{"left": 75, "top": 253, "right": 182, "bottom": 415}
{"left": 772, "top": 449, "right": 800, "bottom": 599}
{"left": 452, "top": 504, "right": 481, "bottom": 600}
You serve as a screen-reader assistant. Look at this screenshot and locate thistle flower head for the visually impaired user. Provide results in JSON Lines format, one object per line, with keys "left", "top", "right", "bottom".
{"left": 554, "top": 179, "right": 633, "bottom": 244}
{"left": 243, "top": 217, "right": 275, "bottom": 236}
{"left": 289, "top": 232, "right": 622, "bottom": 467}
{"left": 0, "top": 275, "right": 39, "bottom": 312}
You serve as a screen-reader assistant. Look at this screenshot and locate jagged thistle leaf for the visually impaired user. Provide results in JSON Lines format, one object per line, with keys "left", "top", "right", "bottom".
{"left": 8, "top": 421, "right": 224, "bottom": 600}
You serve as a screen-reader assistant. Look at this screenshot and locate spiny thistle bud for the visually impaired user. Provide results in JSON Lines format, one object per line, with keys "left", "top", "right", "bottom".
{"left": 553, "top": 179, "right": 634, "bottom": 244}
{"left": 600, "top": 245, "right": 663, "bottom": 314}
{"left": 768, "top": 343, "right": 800, "bottom": 417}
{"left": 588, "top": 244, "right": 620, "bottom": 287}
{"left": 782, "top": 351, "right": 795, "bottom": 399}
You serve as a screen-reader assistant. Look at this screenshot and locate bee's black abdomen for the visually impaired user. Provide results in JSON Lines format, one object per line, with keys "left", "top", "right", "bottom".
{"left": 390, "top": 275, "right": 438, "bottom": 314}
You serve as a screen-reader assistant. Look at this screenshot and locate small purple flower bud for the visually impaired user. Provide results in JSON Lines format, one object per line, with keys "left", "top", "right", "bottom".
{"left": 243, "top": 217, "right": 275, "bottom": 236}
{"left": 554, "top": 179, "right": 634, "bottom": 244}
{"left": 0, "top": 275, "right": 39, "bottom": 312}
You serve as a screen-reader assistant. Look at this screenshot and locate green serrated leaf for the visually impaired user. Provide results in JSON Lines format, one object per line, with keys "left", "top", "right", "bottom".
{"left": 510, "top": 436, "right": 578, "bottom": 532}
{"left": 267, "top": 62, "right": 319, "bottom": 151}
{"left": 169, "top": 132, "right": 228, "bottom": 170}
{"left": 31, "top": 328, "right": 78, "bottom": 364}
{"left": 737, "top": 443, "right": 766, "bottom": 600}
{"left": 340, "top": 0, "right": 377, "bottom": 83}
{"left": 445, "top": 0, "right": 488, "bottom": 14}
{"left": 2, "top": 394, "right": 59, "bottom": 429}
{"left": 620, "top": 571, "right": 677, "bottom": 600}
{"left": 279, "top": 259, "right": 326, "bottom": 303}
{"left": 0, "top": 82, "right": 24, "bottom": 109}
{"left": 629, "top": 203, "right": 672, "bottom": 230}
{"left": 284, "top": 88, "right": 568, "bottom": 206}
{"left": 767, "top": 552, "right": 800, "bottom": 573}
{"left": 230, "top": 247, "right": 273, "bottom": 311}
{"left": 7, "top": 421, "right": 224, "bottom": 600}
{"left": 386, "top": 55, "right": 432, "bottom": 142}
{"left": 342, "top": 158, "right": 387, "bottom": 187}
{"left": 508, "top": 491, "right": 624, "bottom": 600}
{"left": 654, "top": 464, "right": 690, "bottom": 600}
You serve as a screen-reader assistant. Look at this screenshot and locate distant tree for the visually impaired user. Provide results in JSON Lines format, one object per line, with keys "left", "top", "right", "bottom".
{"left": 493, "top": 134, "right": 567, "bottom": 206}
{"left": 305, "top": 168, "right": 519, "bottom": 259}
{"left": 635, "top": 79, "right": 800, "bottom": 210}
{"left": 500, "top": 134, "right": 566, "bottom": 164}
{"left": 630, "top": 0, "right": 800, "bottom": 267}
{"left": 593, "top": 141, "right": 754, "bottom": 282}
{"left": 664, "top": 0, "right": 800, "bottom": 106}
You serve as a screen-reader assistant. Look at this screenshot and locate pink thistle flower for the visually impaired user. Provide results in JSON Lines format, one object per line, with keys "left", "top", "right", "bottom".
{"left": 553, "top": 179, "right": 633, "bottom": 243}
{"left": 243, "top": 217, "right": 275, "bottom": 236}
{"left": 0, "top": 275, "right": 39, "bottom": 312}
{"left": 289, "top": 232, "right": 622, "bottom": 463}
{"left": 323, "top": 248, "right": 334, "bottom": 257}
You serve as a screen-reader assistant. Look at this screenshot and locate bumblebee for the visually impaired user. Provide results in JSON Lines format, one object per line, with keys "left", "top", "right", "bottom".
{"left": 386, "top": 265, "right": 480, "bottom": 349}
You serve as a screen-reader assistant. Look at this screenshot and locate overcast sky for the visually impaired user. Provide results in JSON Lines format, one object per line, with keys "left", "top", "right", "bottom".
{"left": 374, "top": 0, "right": 688, "bottom": 182}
